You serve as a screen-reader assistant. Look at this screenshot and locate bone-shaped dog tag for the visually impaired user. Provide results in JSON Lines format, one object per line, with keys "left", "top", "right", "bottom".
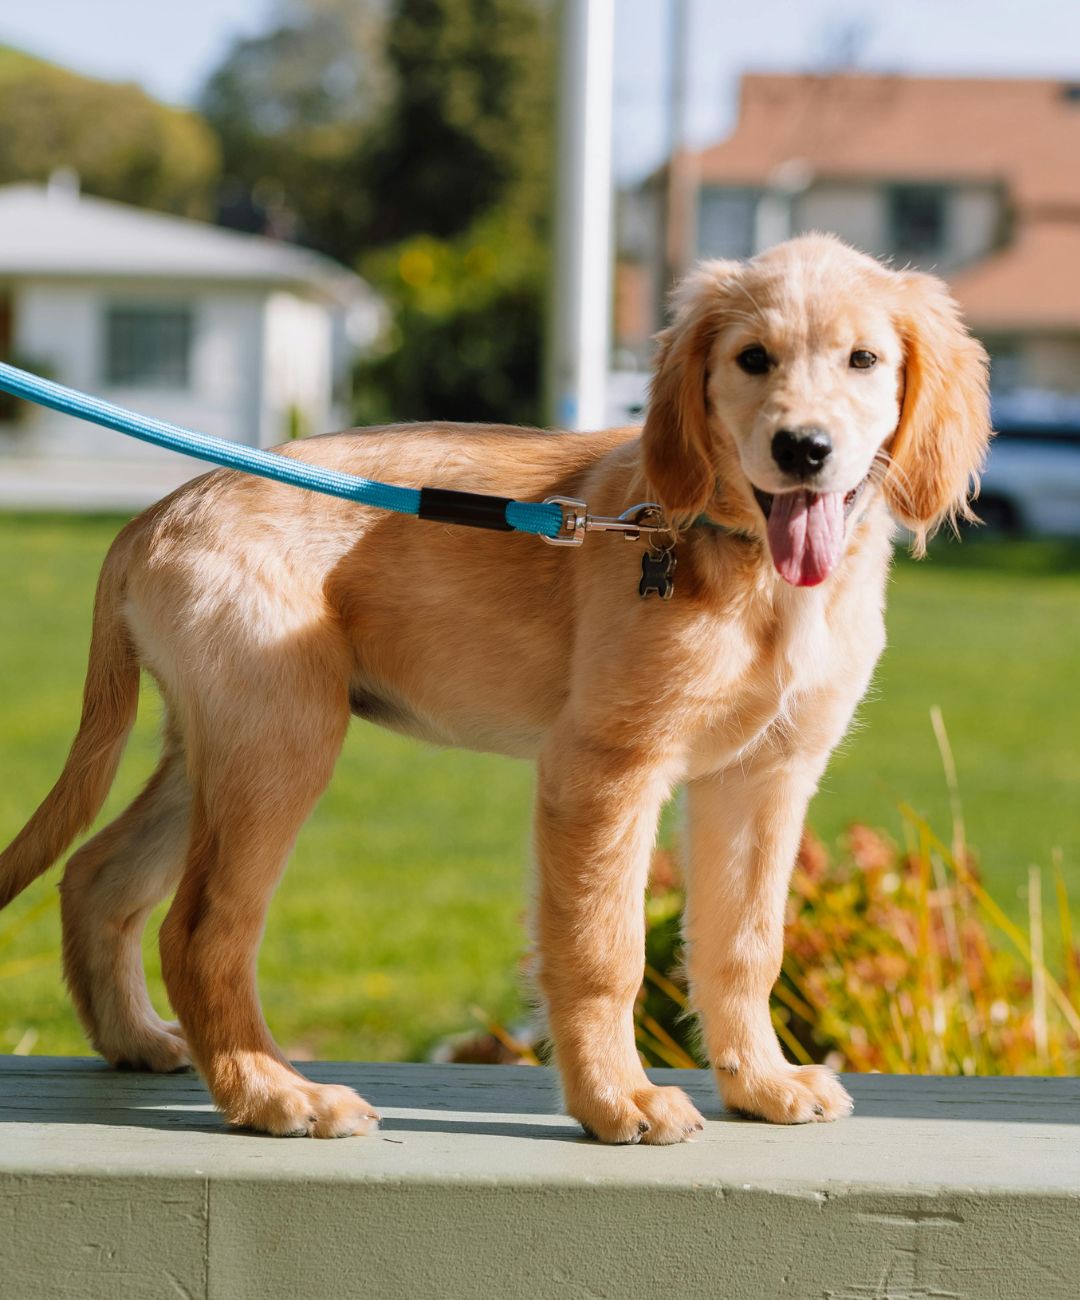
{"left": 639, "top": 548, "right": 676, "bottom": 599}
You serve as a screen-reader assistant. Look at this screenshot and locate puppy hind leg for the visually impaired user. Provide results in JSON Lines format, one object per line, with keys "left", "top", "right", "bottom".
{"left": 159, "top": 678, "right": 378, "bottom": 1137}
{"left": 60, "top": 727, "right": 192, "bottom": 1072}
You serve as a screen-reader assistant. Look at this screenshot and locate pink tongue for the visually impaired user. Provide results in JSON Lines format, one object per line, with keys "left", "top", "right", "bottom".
{"left": 765, "top": 490, "right": 845, "bottom": 587}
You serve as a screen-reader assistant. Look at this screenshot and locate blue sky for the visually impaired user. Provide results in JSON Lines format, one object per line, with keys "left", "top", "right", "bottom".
{"left": 0, "top": 0, "right": 275, "bottom": 103}
{"left": 616, "top": 0, "right": 1080, "bottom": 177}
{"left": 3, "top": 0, "right": 1080, "bottom": 179}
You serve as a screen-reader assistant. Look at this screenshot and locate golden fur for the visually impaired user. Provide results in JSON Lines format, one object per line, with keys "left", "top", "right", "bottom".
{"left": 0, "top": 235, "right": 990, "bottom": 1141}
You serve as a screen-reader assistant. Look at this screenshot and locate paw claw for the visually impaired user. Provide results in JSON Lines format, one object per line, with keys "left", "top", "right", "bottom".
{"left": 572, "top": 1084, "right": 705, "bottom": 1146}
{"left": 230, "top": 1079, "right": 379, "bottom": 1138}
{"left": 720, "top": 1062, "right": 853, "bottom": 1125}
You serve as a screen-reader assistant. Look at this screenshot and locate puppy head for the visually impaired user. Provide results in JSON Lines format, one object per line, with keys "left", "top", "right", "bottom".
{"left": 642, "top": 234, "right": 991, "bottom": 584}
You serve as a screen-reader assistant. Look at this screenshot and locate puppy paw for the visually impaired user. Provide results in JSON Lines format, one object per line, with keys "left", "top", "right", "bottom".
{"left": 104, "top": 1019, "right": 192, "bottom": 1073}
{"left": 576, "top": 1084, "right": 705, "bottom": 1145}
{"left": 721, "top": 1062, "right": 852, "bottom": 1124}
{"left": 235, "top": 1079, "right": 380, "bottom": 1139}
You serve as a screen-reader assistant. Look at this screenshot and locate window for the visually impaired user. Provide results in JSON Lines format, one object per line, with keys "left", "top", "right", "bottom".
{"left": 888, "top": 185, "right": 946, "bottom": 260}
{"left": 697, "top": 188, "right": 760, "bottom": 259}
{"left": 104, "top": 304, "right": 193, "bottom": 388}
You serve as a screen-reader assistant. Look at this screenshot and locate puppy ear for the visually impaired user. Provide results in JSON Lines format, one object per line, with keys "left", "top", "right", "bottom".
{"left": 642, "top": 261, "right": 740, "bottom": 524}
{"left": 887, "top": 271, "right": 992, "bottom": 552}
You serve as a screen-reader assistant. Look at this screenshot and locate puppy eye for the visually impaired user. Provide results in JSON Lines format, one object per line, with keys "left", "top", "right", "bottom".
{"left": 737, "top": 346, "right": 771, "bottom": 375}
{"left": 850, "top": 349, "right": 877, "bottom": 370}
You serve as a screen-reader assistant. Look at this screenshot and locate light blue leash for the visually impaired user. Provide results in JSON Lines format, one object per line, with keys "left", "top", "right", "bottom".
{"left": 0, "top": 360, "right": 568, "bottom": 539}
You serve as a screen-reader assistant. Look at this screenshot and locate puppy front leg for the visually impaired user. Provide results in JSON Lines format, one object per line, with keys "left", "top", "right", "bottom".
{"left": 535, "top": 738, "right": 704, "bottom": 1144}
{"left": 686, "top": 761, "right": 853, "bottom": 1124}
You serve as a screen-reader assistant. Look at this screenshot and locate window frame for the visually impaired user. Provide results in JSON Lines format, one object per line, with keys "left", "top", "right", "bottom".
{"left": 887, "top": 184, "right": 949, "bottom": 262}
{"left": 696, "top": 186, "right": 763, "bottom": 261}
{"left": 102, "top": 301, "right": 195, "bottom": 391}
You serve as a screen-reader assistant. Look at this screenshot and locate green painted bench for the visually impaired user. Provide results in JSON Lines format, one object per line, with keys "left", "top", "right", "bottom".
{"left": 2, "top": 1057, "right": 1078, "bottom": 1299}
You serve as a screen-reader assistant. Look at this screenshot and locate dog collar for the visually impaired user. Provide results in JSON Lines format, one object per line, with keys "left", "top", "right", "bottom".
{"left": 692, "top": 513, "right": 758, "bottom": 543}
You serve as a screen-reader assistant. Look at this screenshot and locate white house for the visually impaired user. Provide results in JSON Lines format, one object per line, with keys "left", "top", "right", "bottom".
{"left": 0, "top": 179, "right": 381, "bottom": 508}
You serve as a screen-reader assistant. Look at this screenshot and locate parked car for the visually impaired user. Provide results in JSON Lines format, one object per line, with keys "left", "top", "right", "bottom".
{"left": 980, "top": 393, "right": 1080, "bottom": 536}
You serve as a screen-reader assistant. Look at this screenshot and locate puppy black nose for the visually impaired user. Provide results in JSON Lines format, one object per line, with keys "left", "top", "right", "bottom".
{"left": 771, "top": 427, "right": 833, "bottom": 479}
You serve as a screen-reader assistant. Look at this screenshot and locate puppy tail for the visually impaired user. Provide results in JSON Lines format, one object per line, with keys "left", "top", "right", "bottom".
{"left": 0, "top": 536, "right": 140, "bottom": 910}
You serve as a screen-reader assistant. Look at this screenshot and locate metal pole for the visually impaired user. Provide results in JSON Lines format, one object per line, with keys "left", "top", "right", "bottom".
{"left": 664, "top": 0, "right": 696, "bottom": 292}
{"left": 549, "top": 0, "right": 616, "bottom": 432}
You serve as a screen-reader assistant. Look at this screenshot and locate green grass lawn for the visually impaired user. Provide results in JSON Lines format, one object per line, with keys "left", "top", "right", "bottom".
{"left": 1, "top": 513, "right": 1078, "bottom": 1061}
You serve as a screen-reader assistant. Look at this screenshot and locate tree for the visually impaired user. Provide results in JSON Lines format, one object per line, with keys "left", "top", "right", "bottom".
{"left": 201, "top": 0, "right": 552, "bottom": 259}
{"left": 200, "top": 0, "right": 388, "bottom": 255}
{"left": 354, "top": 211, "right": 548, "bottom": 427}
{"left": 0, "top": 47, "right": 220, "bottom": 218}
{"left": 360, "top": 0, "right": 554, "bottom": 246}
{"left": 354, "top": 0, "right": 555, "bottom": 426}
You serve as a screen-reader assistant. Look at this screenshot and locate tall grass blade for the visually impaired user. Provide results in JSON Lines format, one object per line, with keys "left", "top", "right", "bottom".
{"left": 1053, "top": 852, "right": 1078, "bottom": 1003}
{"left": 930, "top": 705, "right": 967, "bottom": 867}
{"left": 1029, "top": 865, "right": 1049, "bottom": 1067}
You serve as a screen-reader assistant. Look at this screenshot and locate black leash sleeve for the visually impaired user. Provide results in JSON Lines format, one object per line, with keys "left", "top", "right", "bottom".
{"left": 417, "top": 486, "right": 515, "bottom": 531}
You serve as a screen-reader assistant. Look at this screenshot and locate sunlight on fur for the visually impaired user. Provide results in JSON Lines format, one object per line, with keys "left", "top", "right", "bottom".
{"left": 0, "top": 234, "right": 990, "bottom": 1141}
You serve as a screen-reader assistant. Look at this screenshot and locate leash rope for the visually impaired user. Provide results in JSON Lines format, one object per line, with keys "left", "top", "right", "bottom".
{"left": 0, "top": 360, "right": 568, "bottom": 539}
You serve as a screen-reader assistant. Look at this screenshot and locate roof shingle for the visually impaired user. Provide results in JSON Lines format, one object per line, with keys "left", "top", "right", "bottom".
{"left": 695, "top": 74, "right": 1080, "bottom": 213}
{"left": 0, "top": 183, "right": 368, "bottom": 307}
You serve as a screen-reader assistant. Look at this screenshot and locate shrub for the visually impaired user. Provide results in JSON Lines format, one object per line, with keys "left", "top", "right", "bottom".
{"left": 353, "top": 211, "right": 548, "bottom": 429}
{"left": 635, "top": 812, "right": 1080, "bottom": 1076}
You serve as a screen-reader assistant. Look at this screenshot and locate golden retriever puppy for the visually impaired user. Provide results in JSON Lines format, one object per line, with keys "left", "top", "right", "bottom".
{"left": 0, "top": 234, "right": 989, "bottom": 1142}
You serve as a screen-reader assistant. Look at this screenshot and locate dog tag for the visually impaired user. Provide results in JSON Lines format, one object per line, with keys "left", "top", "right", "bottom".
{"left": 639, "top": 547, "right": 676, "bottom": 600}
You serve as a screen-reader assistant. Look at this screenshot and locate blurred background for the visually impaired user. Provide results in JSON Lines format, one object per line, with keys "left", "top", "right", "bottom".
{"left": 1, "top": 0, "right": 1078, "bottom": 1074}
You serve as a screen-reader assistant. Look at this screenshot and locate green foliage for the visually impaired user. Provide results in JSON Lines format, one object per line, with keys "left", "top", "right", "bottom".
{"left": 350, "top": 0, "right": 555, "bottom": 424}
{"left": 0, "top": 46, "right": 220, "bottom": 218}
{"left": 360, "top": 0, "right": 554, "bottom": 247}
{"left": 354, "top": 211, "right": 548, "bottom": 425}
{"left": 202, "top": 0, "right": 552, "bottom": 255}
{"left": 353, "top": 0, "right": 554, "bottom": 424}
{"left": 635, "top": 816, "right": 1080, "bottom": 1077}
{"left": 199, "top": 0, "right": 388, "bottom": 255}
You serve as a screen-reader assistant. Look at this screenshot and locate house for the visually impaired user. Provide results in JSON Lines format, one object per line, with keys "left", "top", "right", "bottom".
{"left": 618, "top": 74, "right": 1080, "bottom": 396}
{"left": 0, "top": 178, "right": 380, "bottom": 506}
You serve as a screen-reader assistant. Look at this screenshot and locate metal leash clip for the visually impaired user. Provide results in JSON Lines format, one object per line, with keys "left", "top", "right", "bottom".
{"left": 540, "top": 498, "right": 668, "bottom": 546}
